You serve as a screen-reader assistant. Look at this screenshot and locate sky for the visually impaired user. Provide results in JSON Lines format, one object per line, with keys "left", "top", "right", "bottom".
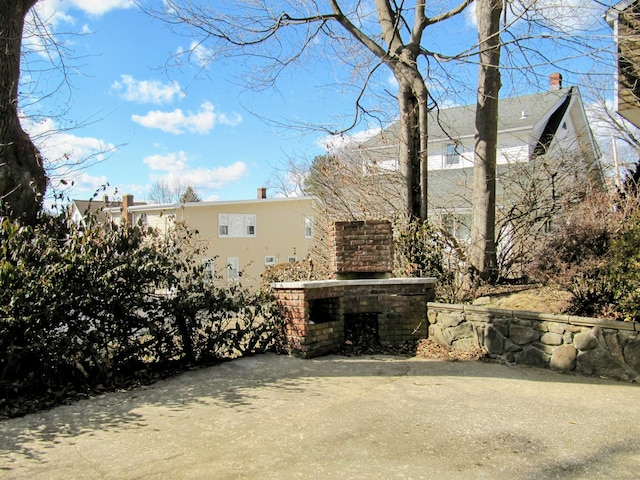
{"left": 21, "top": 0, "right": 347, "bottom": 205}
{"left": 17, "top": 0, "right": 630, "bottom": 207}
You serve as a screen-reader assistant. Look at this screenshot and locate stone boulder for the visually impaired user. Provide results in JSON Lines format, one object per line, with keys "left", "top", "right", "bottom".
{"left": 574, "top": 331, "right": 599, "bottom": 351}
{"left": 623, "top": 338, "right": 640, "bottom": 372}
{"left": 550, "top": 345, "right": 577, "bottom": 371}
{"left": 514, "top": 346, "right": 548, "bottom": 367}
{"left": 510, "top": 325, "right": 541, "bottom": 345}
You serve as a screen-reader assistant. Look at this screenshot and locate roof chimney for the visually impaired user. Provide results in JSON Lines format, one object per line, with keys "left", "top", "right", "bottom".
{"left": 257, "top": 187, "right": 267, "bottom": 199}
{"left": 122, "top": 194, "right": 134, "bottom": 225}
{"left": 549, "top": 72, "right": 562, "bottom": 91}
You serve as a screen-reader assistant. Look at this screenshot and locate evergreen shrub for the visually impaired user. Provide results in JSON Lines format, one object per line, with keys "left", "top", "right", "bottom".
{"left": 0, "top": 209, "right": 281, "bottom": 417}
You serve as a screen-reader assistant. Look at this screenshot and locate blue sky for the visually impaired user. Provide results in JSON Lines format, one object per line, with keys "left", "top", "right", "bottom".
{"left": 21, "top": 0, "right": 348, "bottom": 204}
{"left": 18, "top": 0, "right": 627, "bottom": 206}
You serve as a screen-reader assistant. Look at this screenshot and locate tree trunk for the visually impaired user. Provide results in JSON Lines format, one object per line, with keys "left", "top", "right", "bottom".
{"left": 0, "top": 0, "right": 47, "bottom": 223}
{"left": 396, "top": 69, "right": 429, "bottom": 221}
{"left": 469, "top": 0, "right": 502, "bottom": 282}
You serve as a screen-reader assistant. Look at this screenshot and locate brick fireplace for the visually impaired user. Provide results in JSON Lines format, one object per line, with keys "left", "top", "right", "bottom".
{"left": 272, "top": 220, "right": 436, "bottom": 357}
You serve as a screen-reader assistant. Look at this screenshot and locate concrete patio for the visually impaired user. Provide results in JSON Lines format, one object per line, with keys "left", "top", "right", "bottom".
{"left": 1, "top": 353, "right": 639, "bottom": 479}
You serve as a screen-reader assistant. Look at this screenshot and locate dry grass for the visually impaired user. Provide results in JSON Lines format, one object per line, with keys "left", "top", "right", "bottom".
{"left": 473, "top": 284, "right": 572, "bottom": 314}
{"left": 415, "top": 339, "right": 488, "bottom": 361}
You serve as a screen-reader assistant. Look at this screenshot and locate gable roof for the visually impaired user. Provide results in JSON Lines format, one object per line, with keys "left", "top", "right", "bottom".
{"left": 71, "top": 199, "right": 118, "bottom": 224}
{"left": 71, "top": 197, "right": 147, "bottom": 224}
{"left": 606, "top": 0, "right": 637, "bottom": 24}
{"left": 358, "top": 88, "right": 574, "bottom": 150}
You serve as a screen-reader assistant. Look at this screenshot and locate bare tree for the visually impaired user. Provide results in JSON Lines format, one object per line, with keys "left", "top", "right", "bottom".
{"left": 147, "top": 0, "right": 618, "bottom": 292}
{"left": 148, "top": 179, "right": 186, "bottom": 204}
{"left": 143, "top": 0, "right": 478, "bottom": 221}
{"left": 468, "top": 0, "right": 503, "bottom": 282}
{"left": 583, "top": 78, "right": 640, "bottom": 189}
{"left": 0, "top": 0, "right": 47, "bottom": 222}
{"left": 148, "top": 179, "right": 202, "bottom": 204}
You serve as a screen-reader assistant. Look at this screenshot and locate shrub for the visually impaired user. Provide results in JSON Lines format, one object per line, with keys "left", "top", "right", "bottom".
{"left": 607, "top": 212, "right": 640, "bottom": 321}
{"left": 393, "top": 220, "right": 467, "bottom": 302}
{"left": 261, "top": 258, "right": 324, "bottom": 286}
{"left": 394, "top": 220, "right": 447, "bottom": 278}
{"left": 0, "top": 209, "right": 282, "bottom": 417}
{"left": 528, "top": 189, "right": 640, "bottom": 321}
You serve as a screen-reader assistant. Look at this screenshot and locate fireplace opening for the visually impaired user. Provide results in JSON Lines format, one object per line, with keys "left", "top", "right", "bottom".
{"left": 344, "top": 312, "right": 379, "bottom": 347}
{"left": 309, "top": 297, "right": 340, "bottom": 324}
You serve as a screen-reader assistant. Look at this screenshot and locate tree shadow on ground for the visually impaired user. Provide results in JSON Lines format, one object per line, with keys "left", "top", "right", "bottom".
{"left": 0, "top": 352, "right": 638, "bottom": 472}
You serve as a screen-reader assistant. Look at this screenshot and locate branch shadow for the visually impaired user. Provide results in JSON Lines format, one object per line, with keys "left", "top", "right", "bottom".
{"left": 0, "top": 352, "right": 637, "bottom": 472}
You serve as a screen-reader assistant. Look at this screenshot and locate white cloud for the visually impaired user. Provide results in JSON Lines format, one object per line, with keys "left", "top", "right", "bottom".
{"left": 22, "top": 116, "right": 116, "bottom": 178}
{"left": 176, "top": 41, "right": 215, "bottom": 68}
{"left": 143, "top": 151, "right": 189, "bottom": 172}
{"left": 319, "top": 127, "right": 383, "bottom": 151}
{"left": 143, "top": 151, "right": 248, "bottom": 190}
{"left": 111, "top": 75, "right": 185, "bottom": 104}
{"left": 162, "top": 162, "right": 248, "bottom": 190}
{"left": 132, "top": 101, "right": 242, "bottom": 134}
{"left": 27, "top": 0, "right": 133, "bottom": 60}
{"left": 465, "top": 0, "right": 601, "bottom": 33}
{"left": 67, "top": 172, "right": 110, "bottom": 194}
{"left": 190, "top": 41, "right": 215, "bottom": 68}
{"left": 39, "top": 0, "right": 135, "bottom": 17}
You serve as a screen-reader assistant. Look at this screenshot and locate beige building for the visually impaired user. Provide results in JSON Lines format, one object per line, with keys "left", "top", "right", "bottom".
{"left": 108, "top": 190, "right": 316, "bottom": 289}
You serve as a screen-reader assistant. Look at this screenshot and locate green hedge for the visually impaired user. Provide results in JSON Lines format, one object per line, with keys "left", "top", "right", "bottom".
{"left": 0, "top": 211, "right": 282, "bottom": 417}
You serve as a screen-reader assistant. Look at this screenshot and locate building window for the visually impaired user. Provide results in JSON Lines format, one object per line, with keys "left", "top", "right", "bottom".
{"left": 201, "top": 258, "right": 215, "bottom": 281}
{"left": 246, "top": 215, "right": 256, "bottom": 236}
{"left": 441, "top": 213, "right": 471, "bottom": 241}
{"left": 218, "top": 214, "right": 256, "bottom": 238}
{"left": 265, "top": 255, "right": 276, "bottom": 266}
{"left": 365, "top": 157, "right": 399, "bottom": 173}
{"left": 305, "top": 216, "right": 313, "bottom": 238}
{"left": 288, "top": 256, "right": 297, "bottom": 263}
{"left": 445, "top": 143, "right": 460, "bottom": 167}
{"left": 227, "top": 257, "right": 240, "bottom": 281}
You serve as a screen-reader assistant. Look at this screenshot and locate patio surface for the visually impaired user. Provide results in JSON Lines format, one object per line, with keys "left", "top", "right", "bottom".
{"left": 1, "top": 353, "right": 639, "bottom": 479}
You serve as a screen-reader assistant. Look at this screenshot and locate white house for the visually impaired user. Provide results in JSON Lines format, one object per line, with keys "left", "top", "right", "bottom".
{"left": 345, "top": 74, "right": 605, "bottom": 242}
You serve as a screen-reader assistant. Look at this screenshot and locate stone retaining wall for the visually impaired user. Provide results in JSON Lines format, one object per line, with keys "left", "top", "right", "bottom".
{"left": 428, "top": 302, "right": 640, "bottom": 382}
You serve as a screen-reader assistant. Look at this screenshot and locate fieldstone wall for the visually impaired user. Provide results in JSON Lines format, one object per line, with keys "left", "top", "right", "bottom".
{"left": 428, "top": 303, "right": 640, "bottom": 382}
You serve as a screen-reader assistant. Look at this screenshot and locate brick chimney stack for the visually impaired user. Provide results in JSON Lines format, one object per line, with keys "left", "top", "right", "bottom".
{"left": 258, "top": 187, "right": 267, "bottom": 199}
{"left": 122, "top": 194, "right": 134, "bottom": 225}
{"left": 549, "top": 72, "right": 563, "bottom": 91}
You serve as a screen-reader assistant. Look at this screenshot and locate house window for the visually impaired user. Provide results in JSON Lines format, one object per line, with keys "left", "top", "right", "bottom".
{"left": 246, "top": 215, "right": 256, "bottom": 236}
{"left": 442, "top": 213, "right": 471, "bottom": 241}
{"left": 201, "top": 258, "right": 215, "bottom": 281}
{"left": 288, "top": 256, "right": 297, "bottom": 263}
{"left": 445, "top": 143, "right": 460, "bottom": 167}
{"left": 366, "top": 158, "right": 399, "bottom": 173}
{"left": 305, "top": 216, "right": 313, "bottom": 238}
{"left": 457, "top": 214, "right": 472, "bottom": 241}
{"left": 218, "top": 214, "right": 256, "bottom": 238}
{"left": 265, "top": 255, "right": 276, "bottom": 266}
{"left": 227, "top": 257, "right": 240, "bottom": 281}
